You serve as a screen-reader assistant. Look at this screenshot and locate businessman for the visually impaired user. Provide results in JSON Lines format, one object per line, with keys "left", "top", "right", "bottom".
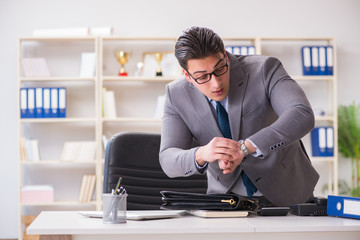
{"left": 159, "top": 26, "right": 319, "bottom": 206}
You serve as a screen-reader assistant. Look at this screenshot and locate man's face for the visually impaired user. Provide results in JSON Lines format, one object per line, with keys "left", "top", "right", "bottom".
{"left": 183, "top": 52, "right": 230, "bottom": 102}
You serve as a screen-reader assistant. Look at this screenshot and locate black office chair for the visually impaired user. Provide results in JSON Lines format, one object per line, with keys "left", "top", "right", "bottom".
{"left": 103, "top": 132, "right": 208, "bottom": 210}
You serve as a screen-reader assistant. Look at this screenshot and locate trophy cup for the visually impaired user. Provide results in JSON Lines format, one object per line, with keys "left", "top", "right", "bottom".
{"left": 154, "top": 52, "right": 163, "bottom": 76}
{"left": 115, "top": 50, "right": 130, "bottom": 76}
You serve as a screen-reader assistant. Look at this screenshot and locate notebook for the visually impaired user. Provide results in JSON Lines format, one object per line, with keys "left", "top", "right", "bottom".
{"left": 78, "top": 210, "right": 186, "bottom": 220}
{"left": 187, "top": 210, "right": 248, "bottom": 218}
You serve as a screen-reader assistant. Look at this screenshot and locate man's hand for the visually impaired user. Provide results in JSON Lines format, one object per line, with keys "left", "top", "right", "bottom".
{"left": 195, "top": 137, "right": 245, "bottom": 174}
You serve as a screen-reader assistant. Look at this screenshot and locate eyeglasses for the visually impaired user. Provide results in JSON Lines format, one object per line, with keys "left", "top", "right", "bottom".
{"left": 186, "top": 59, "right": 229, "bottom": 84}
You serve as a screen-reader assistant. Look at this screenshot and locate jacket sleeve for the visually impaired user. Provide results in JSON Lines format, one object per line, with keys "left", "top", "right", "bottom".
{"left": 249, "top": 57, "right": 315, "bottom": 157}
{"left": 159, "top": 84, "right": 201, "bottom": 178}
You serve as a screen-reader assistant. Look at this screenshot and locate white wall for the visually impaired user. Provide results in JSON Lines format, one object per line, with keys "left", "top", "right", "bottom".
{"left": 1, "top": 0, "right": 360, "bottom": 238}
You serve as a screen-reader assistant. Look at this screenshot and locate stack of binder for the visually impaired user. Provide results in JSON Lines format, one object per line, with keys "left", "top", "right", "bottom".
{"left": 310, "top": 127, "right": 334, "bottom": 157}
{"left": 20, "top": 87, "right": 66, "bottom": 118}
{"left": 225, "top": 45, "right": 256, "bottom": 55}
{"left": 301, "top": 45, "right": 333, "bottom": 75}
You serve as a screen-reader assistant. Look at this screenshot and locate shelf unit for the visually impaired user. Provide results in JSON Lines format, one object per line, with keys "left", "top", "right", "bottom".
{"left": 17, "top": 36, "right": 182, "bottom": 240}
{"left": 17, "top": 37, "right": 101, "bottom": 240}
{"left": 17, "top": 36, "right": 337, "bottom": 239}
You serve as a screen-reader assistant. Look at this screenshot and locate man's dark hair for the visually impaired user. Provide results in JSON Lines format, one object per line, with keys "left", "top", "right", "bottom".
{"left": 175, "top": 26, "right": 225, "bottom": 70}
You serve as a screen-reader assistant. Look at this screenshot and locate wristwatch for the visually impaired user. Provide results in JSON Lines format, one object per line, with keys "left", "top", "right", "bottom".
{"left": 239, "top": 140, "right": 250, "bottom": 156}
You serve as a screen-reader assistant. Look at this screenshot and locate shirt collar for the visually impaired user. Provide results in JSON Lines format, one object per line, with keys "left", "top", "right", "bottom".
{"left": 208, "top": 96, "right": 229, "bottom": 112}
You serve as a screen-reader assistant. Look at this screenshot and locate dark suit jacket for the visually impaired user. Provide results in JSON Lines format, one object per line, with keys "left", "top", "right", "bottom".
{"left": 159, "top": 53, "right": 319, "bottom": 206}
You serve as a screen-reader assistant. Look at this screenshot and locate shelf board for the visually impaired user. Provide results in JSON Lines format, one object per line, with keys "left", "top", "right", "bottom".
{"left": 223, "top": 37, "right": 258, "bottom": 41}
{"left": 102, "top": 117, "right": 161, "bottom": 123}
{"left": 315, "top": 115, "right": 335, "bottom": 121}
{"left": 102, "top": 76, "right": 176, "bottom": 82}
{"left": 20, "top": 36, "right": 97, "bottom": 41}
{"left": 21, "top": 201, "right": 97, "bottom": 207}
{"left": 260, "top": 37, "right": 334, "bottom": 41}
{"left": 20, "top": 77, "right": 96, "bottom": 82}
{"left": 101, "top": 37, "right": 177, "bottom": 41}
{"left": 293, "top": 76, "right": 335, "bottom": 81}
{"left": 311, "top": 157, "right": 335, "bottom": 162}
{"left": 21, "top": 160, "right": 97, "bottom": 165}
{"left": 20, "top": 117, "right": 97, "bottom": 123}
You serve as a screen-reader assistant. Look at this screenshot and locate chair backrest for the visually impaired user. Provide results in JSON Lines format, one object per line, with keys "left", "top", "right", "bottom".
{"left": 103, "top": 132, "right": 208, "bottom": 210}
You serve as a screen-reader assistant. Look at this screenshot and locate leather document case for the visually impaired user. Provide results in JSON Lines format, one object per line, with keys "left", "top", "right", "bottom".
{"left": 160, "top": 191, "right": 259, "bottom": 211}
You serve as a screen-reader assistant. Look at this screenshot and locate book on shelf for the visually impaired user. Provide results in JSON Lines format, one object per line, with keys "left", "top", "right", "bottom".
{"left": 78, "top": 174, "right": 96, "bottom": 202}
{"left": 19, "top": 137, "right": 27, "bottom": 161}
{"left": 79, "top": 52, "right": 96, "bottom": 78}
{"left": 102, "top": 135, "right": 108, "bottom": 151}
{"left": 102, "top": 88, "right": 117, "bottom": 118}
{"left": 153, "top": 95, "right": 166, "bottom": 119}
{"left": 21, "top": 58, "right": 50, "bottom": 77}
{"left": 20, "top": 138, "right": 41, "bottom": 162}
{"left": 60, "top": 141, "right": 96, "bottom": 162}
{"left": 78, "top": 175, "right": 88, "bottom": 202}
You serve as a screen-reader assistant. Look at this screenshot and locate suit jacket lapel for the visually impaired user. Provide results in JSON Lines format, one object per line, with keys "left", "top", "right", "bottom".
{"left": 228, "top": 54, "right": 249, "bottom": 141}
{"left": 184, "top": 82, "right": 222, "bottom": 138}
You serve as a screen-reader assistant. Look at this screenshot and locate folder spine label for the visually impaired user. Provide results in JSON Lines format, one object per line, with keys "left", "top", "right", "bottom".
{"left": 327, "top": 195, "right": 360, "bottom": 219}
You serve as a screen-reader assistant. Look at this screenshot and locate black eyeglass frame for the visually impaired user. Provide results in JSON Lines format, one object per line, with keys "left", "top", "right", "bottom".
{"left": 185, "top": 58, "right": 229, "bottom": 85}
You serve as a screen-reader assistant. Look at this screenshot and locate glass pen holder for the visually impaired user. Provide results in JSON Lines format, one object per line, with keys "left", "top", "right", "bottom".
{"left": 102, "top": 193, "right": 127, "bottom": 224}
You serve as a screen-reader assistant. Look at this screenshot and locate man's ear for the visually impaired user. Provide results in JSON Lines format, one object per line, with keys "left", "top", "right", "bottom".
{"left": 224, "top": 50, "right": 229, "bottom": 61}
{"left": 183, "top": 69, "right": 192, "bottom": 83}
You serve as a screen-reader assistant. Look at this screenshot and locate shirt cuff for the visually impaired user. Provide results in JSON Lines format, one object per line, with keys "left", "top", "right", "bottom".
{"left": 194, "top": 148, "right": 208, "bottom": 173}
{"left": 247, "top": 138, "right": 264, "bottom": 158}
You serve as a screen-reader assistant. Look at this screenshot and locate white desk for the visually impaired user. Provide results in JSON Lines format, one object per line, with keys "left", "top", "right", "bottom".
{"left": 27, "top": 211, "right": 360, "bottom": 240}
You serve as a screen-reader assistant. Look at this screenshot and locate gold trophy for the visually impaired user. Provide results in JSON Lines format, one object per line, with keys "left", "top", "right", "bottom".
{"left": 115, "top": 50, "right": 130, "bottom": 76}
{"left": 154, "top": 52, "right": 163, "bottom": 76}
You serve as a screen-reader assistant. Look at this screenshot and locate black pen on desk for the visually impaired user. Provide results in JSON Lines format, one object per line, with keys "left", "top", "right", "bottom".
{"left": 114, "top": 177, "right": 122, "bottom": 195}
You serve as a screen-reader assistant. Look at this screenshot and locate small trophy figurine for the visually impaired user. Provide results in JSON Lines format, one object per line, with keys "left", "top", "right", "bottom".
{"left": 135, "top": 61, "right": 144, "bottom": 77}
{"left": 154, "top": 52, "right": 163, "bottom": 76}
{"left": 115, "top": 50, "right": 130, "bottom": 76}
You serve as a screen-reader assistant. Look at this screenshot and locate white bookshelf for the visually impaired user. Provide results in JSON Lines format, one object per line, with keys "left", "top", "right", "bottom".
{"left": 17, "top": 37, "right": 100, "bottom": 240}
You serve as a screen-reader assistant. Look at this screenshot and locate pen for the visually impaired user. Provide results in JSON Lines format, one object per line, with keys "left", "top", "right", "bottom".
{"left": 114, "top": 177, "right": 122, "bottom": 195}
